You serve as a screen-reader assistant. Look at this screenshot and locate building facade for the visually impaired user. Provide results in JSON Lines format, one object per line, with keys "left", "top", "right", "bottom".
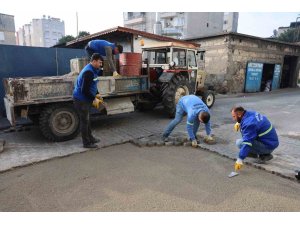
{"left": 0, "top": 13, "right": 16, "bottom": 45}
{"left": 186, "top": 33, "right": 300, "bottom": 93}
{"left": 17, "top": 15, "right": 65, "bottom": 47}
{"left": 123, "top": 12, "right": 238, "bottom": 39}
{"left": 223, "top": 12, "right": 238, "bottom": 32}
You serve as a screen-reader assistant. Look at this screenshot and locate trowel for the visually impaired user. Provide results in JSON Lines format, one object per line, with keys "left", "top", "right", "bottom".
{"left": 228, "top": 171, "right": 239, "bottom": 178}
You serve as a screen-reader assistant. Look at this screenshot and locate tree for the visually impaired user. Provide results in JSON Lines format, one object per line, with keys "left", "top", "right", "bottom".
{"left": 57, "top": 31, "right": 90, "bottom": 45}
{"left": 77, "top": 31, "right": 90, "bottom": 38}
{"left": 57, "top": 35, "right": 75, "bottom": 45}
{"left": 276, "top": 28, "right": 300, "bottom": 43}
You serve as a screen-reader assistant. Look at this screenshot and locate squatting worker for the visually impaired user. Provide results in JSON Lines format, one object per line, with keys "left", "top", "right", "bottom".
{"left": 73, "top": 53, "right": 104, "bottom": 148}
{"left": 85, "top": 40, "right": 123, "bottom": 78}
{"left": 232, "top": 106, "right": 279, "bottom": 171}
{"left": 162, "top": 95, "right": 214, "bottom": 148}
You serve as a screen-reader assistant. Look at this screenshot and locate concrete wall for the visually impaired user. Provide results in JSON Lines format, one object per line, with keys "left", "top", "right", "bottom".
{"left": 196, "top": 36, "right": 230, "bottom": 93}
{"left": 192, "top": 34, "right": 300, "bottom": 93}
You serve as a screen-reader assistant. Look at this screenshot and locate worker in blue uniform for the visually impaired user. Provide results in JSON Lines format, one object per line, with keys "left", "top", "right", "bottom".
{"left": 231, "top": 106, "right": 279, "bottom": 171}
{"left": 85, "top": 40, "right": 123, "bottom": 77}
{"left": 73, "top": 53, "right": 104, "bottom": 148}
{"left": 162, "top": 95, "right": 214, "bottom": 147}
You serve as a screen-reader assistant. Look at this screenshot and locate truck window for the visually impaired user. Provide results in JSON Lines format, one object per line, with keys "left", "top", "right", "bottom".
{"left": 187, "top": 50, "right": 197, "bottom": 67}
{"left": 172, "top": 48, "right": 186, "bottom": 67}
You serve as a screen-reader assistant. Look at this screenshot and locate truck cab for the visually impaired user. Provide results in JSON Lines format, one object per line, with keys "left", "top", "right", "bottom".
{"left": 142, "top": 42, "right": 215, "bottom": 116}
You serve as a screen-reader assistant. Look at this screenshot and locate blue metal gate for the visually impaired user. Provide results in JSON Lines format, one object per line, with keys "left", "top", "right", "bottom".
{"left": 271, "top": 64, "right": 281, "bottom": 90}
{"left": 245, "top": 62, "right": 263, "bottom": 92}
{"left": 0, "top": 45, "right": 86, "bottom": 114}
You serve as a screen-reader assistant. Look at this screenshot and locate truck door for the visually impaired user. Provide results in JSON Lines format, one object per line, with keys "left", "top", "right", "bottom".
{"left": 187, "top": 50, "right": 198, "bottom": 92}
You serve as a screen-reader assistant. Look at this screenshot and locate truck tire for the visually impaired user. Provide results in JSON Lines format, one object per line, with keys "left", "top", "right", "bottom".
{"left": 162, "top": 74, "right": 192, "bottom": 117}
{"left": 202, "top": 90, "right": 215, "bottom": 108}
{"left": 39, "top": 104, "right": 80, "bottom": 142}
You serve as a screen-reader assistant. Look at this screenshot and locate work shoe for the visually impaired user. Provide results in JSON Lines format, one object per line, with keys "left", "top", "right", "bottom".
{"left": 91, "top": 137, "right": 101, "bottom": 143}
{"left": 247, "top": 152, "right": 258, "bottom": 158}
{"left": 83, "top": 143, "right": 98, "bottom": 148}
{"left": 254, "top": 154, "right": 273, "bottom": 164}
{"left": 161, "top": 136, "right": 169, "bottom": 142}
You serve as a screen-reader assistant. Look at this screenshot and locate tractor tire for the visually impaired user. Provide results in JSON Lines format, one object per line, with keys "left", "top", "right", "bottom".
{"left": 162, "top": 74, "right": 192, "bottom": 117}
{"left": 202, "top": 90, "right": 215, "bottom": 108}
{"left": 39, "top": 103, "right": 80, "bottom": 142}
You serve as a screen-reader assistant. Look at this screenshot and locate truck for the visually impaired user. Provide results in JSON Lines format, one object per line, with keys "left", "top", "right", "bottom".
{"left": 3, "top": 42, "right": 215, "bottom": 142}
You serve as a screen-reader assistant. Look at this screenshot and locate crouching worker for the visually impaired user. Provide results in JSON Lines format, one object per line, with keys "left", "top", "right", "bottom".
{"left": 162, "top": 95, "right": 213, "bottom": 148}
{"left": 73, "top": 53, "right": 104, "bottom": 148}
{"left": 231, "top": 106, "right": 279, "bottom": 171}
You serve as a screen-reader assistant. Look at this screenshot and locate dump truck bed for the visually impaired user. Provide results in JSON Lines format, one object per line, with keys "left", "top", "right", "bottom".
{"left": 3, "top": 75, "right": 149, "bottom": 106}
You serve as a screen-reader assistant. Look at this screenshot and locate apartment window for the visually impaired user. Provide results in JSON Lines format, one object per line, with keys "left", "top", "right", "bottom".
{"left": 0, "top": 32, "right": 4, "bottom": 41}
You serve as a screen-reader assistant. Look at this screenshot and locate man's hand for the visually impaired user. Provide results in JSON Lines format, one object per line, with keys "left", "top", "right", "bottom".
{"left": 191, "top": 140, "right": 198, "bottom": 148}
{"left": 234, "top": 122, "right": 240, "bottom": 132}
{"left": 234, "top": 158, "right": 243, "bottom": 171}
{"left": 92, "top": 98, "right": 102, "bottom": 109}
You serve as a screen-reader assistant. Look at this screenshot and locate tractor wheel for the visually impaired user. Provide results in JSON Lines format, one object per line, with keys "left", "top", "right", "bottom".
{"left": 162, "top": 74, "right": 192, "bottom": 117}
{"left": 39, "top": 104, "right": 80, "bottom": 142}
{"left": 202, "top": 90, "right": 215, "bottom": 108}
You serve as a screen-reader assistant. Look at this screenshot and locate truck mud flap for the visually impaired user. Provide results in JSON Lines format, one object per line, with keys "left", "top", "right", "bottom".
{"left": 105, "top": 97, "right": 135, "bottom": 115}
{"left": 4, "top": 97, "right": 15, "bottom": 126}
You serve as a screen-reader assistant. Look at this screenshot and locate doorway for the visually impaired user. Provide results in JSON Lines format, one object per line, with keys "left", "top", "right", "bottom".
{"left": 281, "top": 56, "right": 298, "bottom": 88}
{"left": 260, "top": 63, "right": 275, "bottom": 91}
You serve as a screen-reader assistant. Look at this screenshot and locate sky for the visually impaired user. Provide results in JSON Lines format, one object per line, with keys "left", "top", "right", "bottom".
{"left": 1, "top": 0, "right": 299, "bottom": 38}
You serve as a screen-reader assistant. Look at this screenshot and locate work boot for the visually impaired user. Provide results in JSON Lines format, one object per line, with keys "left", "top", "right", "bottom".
{"left": 91, "top": 137, "right": 101, "bottom": 144}
{"left": 83, "top": 143, "right": 98, "bottom": 148}
{"left": 254, "top": 154, "right": 273, "bottom": 164}
{"left": 247, "top": 152, "right": 258, "bottom": 158}
{"left": 161, "top": 136, "right": 169, "bottom": 142}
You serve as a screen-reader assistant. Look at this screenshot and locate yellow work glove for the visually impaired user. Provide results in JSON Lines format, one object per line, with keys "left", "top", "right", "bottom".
{"left": 204, "top": 135, "right": 214, "bottom": 142}
{"left": 113, "top": 71, "right": 122, "bottom": 78}
{"left": 234, "top": 122, "right": 240, "bottom": 132}
{"left": 191, "top": 140, "right": 198, "bottom": 148}
{"left": 234, "top": 158, "right": 243, "bottom": 171}
{"left": 92, "top": 98, "right": 102, "bottom": 109}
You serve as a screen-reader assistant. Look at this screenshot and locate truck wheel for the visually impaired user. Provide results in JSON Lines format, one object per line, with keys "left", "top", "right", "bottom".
{"left": 202, "top": 90, "right": 215, "bottom": 108}
{"left": 39, "top": 104, "right": 80, "bottom": 142}
{"left": 162, "top": 74, "right": 191, "bottom": 117}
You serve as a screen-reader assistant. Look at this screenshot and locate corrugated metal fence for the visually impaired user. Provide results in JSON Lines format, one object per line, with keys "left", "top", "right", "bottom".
{"left": 0, "top": 45, "right": 86, "bottom": 114}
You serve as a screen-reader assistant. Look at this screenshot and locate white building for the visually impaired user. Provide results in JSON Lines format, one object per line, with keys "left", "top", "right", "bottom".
{"left": 17, "top": 15, "right": 65, "bottom": 47}
{"left": 0, "top": 13, "right": 16, "bottom": 45}
{"left": 123, "top": 12, "right": 239, "bottom": 39}
{"left": 223, "top": 12, "right": 239, "bottom": 32}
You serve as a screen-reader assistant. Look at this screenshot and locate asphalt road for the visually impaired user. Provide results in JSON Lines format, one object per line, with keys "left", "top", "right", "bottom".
{"left": 0, "top": 143, "right": 300, "bottom": 212}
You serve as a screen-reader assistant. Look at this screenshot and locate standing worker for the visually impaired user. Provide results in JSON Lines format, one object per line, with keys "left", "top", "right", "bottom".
{"left": 162, "top": 95, "right": 214, "bottom": 147}
{"left": 231, "top": 106, "right": 279, "bottom": 171}
{"left": 85, "top": 40, "right": 123, "bottom": 78}
{"left": 73, "top": 53, "right": 104, "bottom": 148}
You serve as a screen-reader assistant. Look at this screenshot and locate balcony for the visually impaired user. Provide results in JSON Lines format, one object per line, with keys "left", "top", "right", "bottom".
{"left": 124, "top": 16, "right": 146, "bottom": 26}
{"left": 159, "top": 12, "right": 178, "bottom": 19}
{"left": 161, "top": 27, "right": 182, "bottom": 36}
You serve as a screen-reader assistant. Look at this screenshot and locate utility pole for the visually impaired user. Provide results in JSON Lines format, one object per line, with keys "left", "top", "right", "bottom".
{"left": 76, "top": 12, "right": 79, "bottom": 37}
